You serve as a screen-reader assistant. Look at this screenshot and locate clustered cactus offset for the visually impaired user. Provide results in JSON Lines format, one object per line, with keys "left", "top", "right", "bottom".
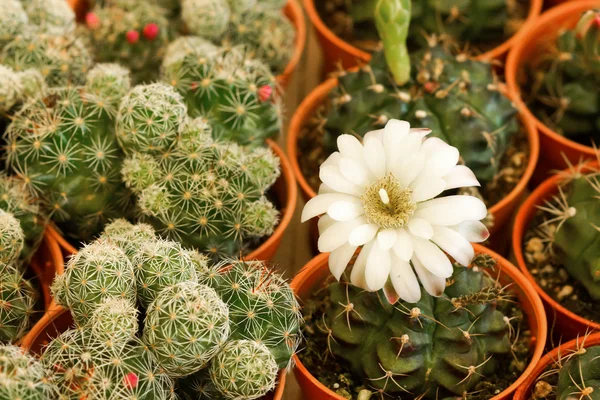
{"left": 0, "top": 344, "right": 56, "bottom": 398}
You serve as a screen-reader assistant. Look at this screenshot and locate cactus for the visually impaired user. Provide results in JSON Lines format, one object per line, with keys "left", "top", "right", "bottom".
{"left": 5, "top": 64, "right": 133, "bottom": 242}
{"left": 209, "top": 339, "right": 278, "bottom": 400}
{"left": 143, "top": 281, "right": 230, "bottom": 377}
{"left": 52, "top": 240, "right": 136, "bottom": 325}
{"left": 0, "top": 344, "right": 56, "bottom": 399}
{"left": 181, "top": 0, "right": 231, "bottom": 39}
{"left": 99, "top": 218, "right": 156, "bottom": 258}
{"left": 82, "top": 0, "right": 171, "bottom": 83}
{"left": 527, "top": 9, "right": 600, "bottom": 144}
{"left": 176, "top": 368, "right": 220, "bottom": 400}
{"left": 317, "top": 256, "right": 513, "bottom": 397}
{"left": 198, "top": 260, "right": 302, "bottom": 368}
{"left": 23, "top": 0, "right": 76, "bottom": 36}
{"left": 161, "top": 46, "right": 282, "bottom": 145}
{"left": 556, "top": 344, "right": 600, "bottom": 400}
{"left": 0, "top": 0, "right": 28, "bottom": 50}
{"left": 162, "top": 36, "right": 219, "bottom": 69}
{"left": 0, "top": 65, "right": 47, "bottom": 115}
{"left": 89, "top": 297, "right": 139, "bottom": 347}
{"left": 0, "top": 263, "right": 37, "bottom": 343}
{"left": 0, "top": 210, "right": 24, "bottom": 264}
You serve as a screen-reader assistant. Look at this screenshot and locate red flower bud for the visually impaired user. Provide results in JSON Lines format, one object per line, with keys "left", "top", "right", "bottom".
{"left": 126, "top": 30, "right": 140, "bottom": 44}
{"left": 85, "top": 13, "right": 100, "bottom": 29}
{"left": 143, "top": 23, "right": 160, "bottom": 41}
{"left": 123, "top": 372, "right": 139, "bottom": 389}
{"left": 258, "top": 85, "right": 273, "bottom": 102}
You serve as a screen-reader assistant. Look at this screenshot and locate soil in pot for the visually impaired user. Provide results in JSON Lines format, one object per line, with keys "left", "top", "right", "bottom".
{"left": 315, "top": 0, "right": 530, "bottom": 56}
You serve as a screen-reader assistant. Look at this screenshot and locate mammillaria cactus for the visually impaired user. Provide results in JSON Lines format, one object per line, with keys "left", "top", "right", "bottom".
{"left": 90, "top": 297, "right": 139, "bottom": 347}
{"left": 161, "top": 36, "right": 218, "bottom": 68}
{"left": 182, "top": 0, "right": 231, "bottom": 39}
{"left": 0, "top": 344, "right": 56, "bottom": 398}
{"left": 23, "top": 0, "right": 76, "bottom": 36}
{"left": 0, "top": 210, "right": 24, "bottom": 264}
{"left": 210, "top": 340, "right": 279, "bottom": 400}
{"left": 527, "top": 9, "right": 600, "bottom": 144}
{"left": 0, "top": 263, "right": 36, "bottom": 343}
{"left": 0, "top": 0, "right": 28, "bottom": 49}
{"left": 0, "top": 65, "right": 47, "bottom": 115}
{"left": 143, "top": 281, "right": 230, "bottom": 377}
{"left": 99, "top": 218, "right": 156, "bottom": 258}
{"left": 5, "top": 64, "right": 133, "bottom": 242}
{"left": 199, "top": 260, "right": 302, "bottom": 368}
{"left": 555, "top": 344, "right": 600, "bottom": 400}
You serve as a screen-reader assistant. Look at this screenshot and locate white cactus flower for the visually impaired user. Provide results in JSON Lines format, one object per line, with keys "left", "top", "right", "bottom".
{"left": 301, "top": 119, "right": 490, "bottom": 304}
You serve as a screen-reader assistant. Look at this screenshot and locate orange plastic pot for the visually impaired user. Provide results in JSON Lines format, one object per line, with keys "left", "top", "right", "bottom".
{"left": 287, "top": 77, "right": 539, "bottom": 236}
{"left": 512, "top": 161, "right": 600, "bottom": 339}
{"left": 291, "top": 245, "right": 547, "bottom": 400}
{"left": 304, "top": 0, "right": 543, "bottom": 74}
{"left": 514, "top": 332, "right": 600, "bottom": 399}
{"left": 48, "top": 139, "right": 296, "bottom": 262}
{"left": 28, "top": 230, "right": 64, "bottom": 310}
{"left": 506, "top": 0, "right": 600, "bottom": 171}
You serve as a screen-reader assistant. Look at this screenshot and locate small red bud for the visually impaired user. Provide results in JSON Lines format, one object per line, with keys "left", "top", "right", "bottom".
{"left": 85, "top": 13, "right": 100, "bottom": 29}
{"left": 258, "top": 85, "right": 273, "bottom": 102}
{"left": 143, "top": 23, "right": 160, "bottom": 41}
{"left": 123, "top": 372, "right": 139, "bottom": 389}
{"left": 423, "top": 81, "right": 436, "bottom": 93}
{"left": 595, "top": 15, "right": 600, "bottom": 28}
{"left": 126, "top": 30, "right": 140, "bottom": 44}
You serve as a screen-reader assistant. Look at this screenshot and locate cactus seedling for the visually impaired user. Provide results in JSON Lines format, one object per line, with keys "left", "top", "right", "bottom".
{"left": 0, "top": 344, "right": 56, "bottom": 398}
{"left": 0, "top": 263, "right": 37, "bottom": 343}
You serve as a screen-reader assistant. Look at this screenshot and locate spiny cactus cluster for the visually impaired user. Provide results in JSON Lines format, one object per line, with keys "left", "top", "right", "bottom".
{"left": 0, "top": 65, "right": 46, "bottom": 115}
{"left": 0, "top": 344, "right": 56, "bottom": 398}
{"left": 117, "top": 83, "right": 280, "bottom": 259}
{"left": 528, "top": 9, "right": 600, "bottom": 144}
{"left": 50, "top": 219, "right": 302, "bottom": 399}
{"left": 5, "top": 64, "right": 133, "bottom": 242}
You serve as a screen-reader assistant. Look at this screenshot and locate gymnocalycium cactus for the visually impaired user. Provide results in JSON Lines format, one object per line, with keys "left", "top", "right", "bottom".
{"left": 0, "top": 344, "right": 56, "bottom": 398}
{"left": 527, "top": 9, "right": 600, "bottom": 144}
{"left": 5, "top": 64, "right": 133, "bottom": 242}
{"left": 0, "top": 263, "right": 36, "bottom": 343}
{"left": 555, "top": 343, "right": 600, "bottom": 400}
{"left": 161, "top": 46, "right": 282, "bottom": 145}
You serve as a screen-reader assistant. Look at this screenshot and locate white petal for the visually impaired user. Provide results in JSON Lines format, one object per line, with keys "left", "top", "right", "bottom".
{"left": 318, "top": 184, "right": 335, "bottom": 194}
{"left": 302, "top": 193, "right": 358, "bottom": 222}
{"left": 337, "top": 135, "right": 364, "bottom": 161}
{"left": 383, "top": 120, "right": 409, "bottom": 169}
{"left": 409, "top": 127, "right": 431, "bottom": 138}
{"left": 327, "top": 200, "right": 364, "bottom": 222}
{"left": 410, "top": 176, "right": 446, "bottom": 203}
{"left": 407, "top": 218, "right": 433, "bottom": 239}
{"left": 412, "top": 255, "right": 446, "bottom": 297}
{"left": 349, "top": 224, "right": 379, "bottom": 246}
{"left": 432, "top": 226, "right": 475, "bottom": 267}
{"left": 377, "top": 229, "right": 397, "bottom": 250}
{"left": 443, "top": 165, "right": 480, "bottom": 190}
{"left": 350, "top": 241, "right": 373, "bottom": 290}
{"left": 392, "top": 228, "right": 413, "bottom": 261}
{"left": 452, "top": 220, "right": 490, "bottom": 243}
{"left": 318, "top": 214, "right": 335, "bottom": 234}
{"left": 318, "top": 217, "right": 365, "bottom": 252}
{"left": 319, "top": 165, "right": 362, "bottom": 196}
{"left": 392, "top": 152, "right": 425, "bottom": 188}
{"left": 414, "top": 196, "right": 488, "bottom": 226}
{"left": 364, "top": 128, "right": 384, "bottom": 142}
{"left": 364, "top": 137, "right": 386, "bottom": 178}
{"left": 339, "top": 157, "right": 369, "bottom": 186}
{"left": 390, "top": 255, "right": 421, "bottom": 303}
{"left": 412, "top": 237, "right": 453, "bottom": 278}
{"left": 365, "top": 243, "right": 391, "bottom": 291}
{"left": 422, "top": 144, "right": 459, "bottom": 177}
{"left": 322, "top": 151, "right": 342, "bottom": 168}
{"left": 329, "top": 243, "right": 357, "bottom": 280}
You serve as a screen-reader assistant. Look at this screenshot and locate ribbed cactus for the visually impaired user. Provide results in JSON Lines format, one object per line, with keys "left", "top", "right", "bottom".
{"left": 528, "top": 9, "right": 600, "bottom": 144}
{"left": 161, "top": 46, "right": 281, "bottom": 145}
{"left": 0, "top": 344, "right": 55, "bottom": 399}
{"left": 143, "top": 281, "right": 230, "bottom": 377}
{"left": 556, "top": 344, "right": 600, "bottom": 400}
{"left": 181, "top": 0, "right": 231, "bottom": 39}
{"left": 0, "top": 263, "right": 36, "bottom": 343}
{"left": 5, "top": 64, "right": 133, "bottom": 242}
{"left": 199, "top": 260, "right": 302, "bottom": 368}
{"left": 52, "top": 240, "right": 136, "bottom": 325}
{"left": 82, "top": 0, "right": 170, "bottom": 83}
{"left": 210, "top": 339, "right": 279, "bottom": 400}
{"left": 319, "top": 256, "right": 512, "bottom": 397}
{"left": 90, "top": 297, "right": 139, "bottom": 347}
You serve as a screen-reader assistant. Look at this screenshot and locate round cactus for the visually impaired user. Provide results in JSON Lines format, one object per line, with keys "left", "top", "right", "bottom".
{"left": 556, "top": 343, "right": 600, "bottom": 400}
{"left": 5, "top": 66, "right": 133, "bottom": 242}
{"left": 132, "top": 238, "right": 198, "bottom": 308}
{"left": 0, "top": 263, "right": 36, "bottom": 343}
{"left": 227, "top": 0, "right": 257, "bottom": 12}
{"left": 0, "top": 344, "right": 55, "bottom": 399}
{"left": 209, "top": 339, "right": 278, "bottom": 400}
{"left": 99, "top": 218, "right": 156, "bottom": 259}
{"left": 89, "top": 297, "right": 139, "bottom": 347}
{"left": 86, "top": 63, "right": 132, "bottom": 104}
{"left": 199, "top": 260, "right": 302, "bottom": 368}
{"left": 0, "top": 210, "right": 24, "bottom": 264}
{"left": 54, "top": 240, "right": 136, "bottom": 325}
{"left": 0, "top": 65, "right": 24, "bottom": 114}
{"left": 23, "top": 0, "right": 76, "bottom": 36}
{"left": 181, "top": 0, "right": 231, "bottom": 39}
{"left": 0, "top": 0, "right": 28, "bottom": 49}
{"left": 162, "top": 36, "right": 218, "bottom": 70}
{"left": 143, "top": 281, "right": 230, "bottom": 377}
{"left": 176, "top": 368, "right": 220, "bottom": 400}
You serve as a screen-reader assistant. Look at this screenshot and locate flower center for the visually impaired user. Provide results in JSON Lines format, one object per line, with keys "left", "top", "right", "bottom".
{"left": 361, "top": 174, "right": 416, "bottom": 229}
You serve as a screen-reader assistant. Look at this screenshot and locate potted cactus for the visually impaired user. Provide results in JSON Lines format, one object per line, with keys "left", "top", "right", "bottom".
{"left": 289, "top": 1, "right": 538, "bottom": 237}
{"left": 506, "top": 2, "right": 600, "bottom": 171}
{"left": 304, "top": 0, "right": 542, "bottom": 73}
{"left": 513, "top": 159, "right": 600, "bottom": 339}
{"left": 0, "top": 344, "right": 58, "bottom": 397}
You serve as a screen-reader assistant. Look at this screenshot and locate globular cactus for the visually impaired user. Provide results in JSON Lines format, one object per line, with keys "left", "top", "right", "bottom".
{"left": 0, "top": 65, "right": 47, "bottom": 115}
{"left": 82, "top": 0, "right": 171, "bottom": 83}
{"left": 99, "top": 218, "right": 156, "bottom": 258}
{"left": 162, "top": 36, "right": 219, "bottom": 70}
{"left": 528, "top": 9, "right": 600, "bottom": 144}
{"left": 199, "top": 260, "right": 302, "bottom": 368}
{"left": 143, "top": 281, "right": 230, "bottom": 377}
{"left": 319, "top": 256, "right": 513, "bottom": 397}
{"left": 556, "top": 344, "right": 600, "bottom": 400}
{"left": 0, "top": 0, "right": 28, "bottom": 49}
{"left": 52, "top": 240, "right": 136, "bottom": 325}
{"left": 22, "top": 0, "right": 76, "bottom": 36}
{"left": 0, "top": 210, "right": 24, "bottom": 264}
{"left": 0, "top": 344, "right": 56, "bottom": 399}
{"left": 0, "top": 263, "right": 37, "bottom": 343}
{"left": 5, "top": 64, "right": 133, "bottom": 242}
{"left": 209, "top": 339, "right": 278, "bottom": 400}
{"left": 0, "top": 173, "right": 47, "bottom": 262}
{"left": 89, "top": 297, "right": 139, "bottom": 347}
{"left": 161, "top": 46, "right": 282, "bottom": 145}
{"left": 181, "top": 0, "right": 231, "bottom": 39}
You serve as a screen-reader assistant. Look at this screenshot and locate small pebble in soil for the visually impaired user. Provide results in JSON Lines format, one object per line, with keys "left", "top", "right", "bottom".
{"left": 534, "top": 380, "right": 553, "bottom": 398}
{"left": 557, "top": 285, "right": 573, "bottom": 301}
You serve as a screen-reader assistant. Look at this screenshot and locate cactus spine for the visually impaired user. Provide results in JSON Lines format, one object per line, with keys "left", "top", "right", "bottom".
{"left": 0, "top": 263, "right": 36, "bottom": 343}
{"left": 556, "top": 344, "right": 600, "bottom": 400}
{"left": 0, "top": 344, "right": 56, "bottom": 398}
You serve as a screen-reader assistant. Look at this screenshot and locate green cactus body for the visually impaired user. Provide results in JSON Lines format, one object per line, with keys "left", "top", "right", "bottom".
{"left": 132, "top": 239, "right": 198, "bottom": 308}
{"left": 162, "top": 36, "right": 219, "bottom": 69}
{"left": 323, "top": 261, "right": 511, "bottom": 397}
{"left": 0, "top": 0, "right": 28, "bottom": 50}
{"left": 83, "top": 0, "right": 171, "bottom": 83}
{"left": 374, "top": 0, "right": 411, "bottom": 85}
{"left": 556, "top": 345, "right": 600, "bottom": 400}
{"left": 161, "top": 47, "right": 281, "bottom": 146}
{"left": 0, "top": 65, "right": 24, "bottom": 115}
{"left": 319, "top": 46, "right": 518, "bottom": 185}
{"left": 181, "top": 0, "right": 231, "bottom": 39}
{"left": 42, "top": 328, "right": 175, "bottom": 399}
{"left": 143, "top": 281, "right": 230, "bottom": 377}
{"left": 529, "top": 9, "right": 600, "bottom": 144}
{"left": 0, "top": 344, "right": 56, "bottom": 399}
{"left": 0, "top": 210, "right": 24, "bottom": 265}
{"left": 54, "top": 241, "right": 136, "bottom": 325}
{"left": 199, "top": 260, "right": 302, "bottom": 368}
{"left": 550, "top": 172, "right": 600, "bottom": 300}
{"left": 209, "top": 339, "right": 278, "bottom": 400}
{"left": 228, "top": 0, "right": 257, "bottom": 12}
{"left": 100, "top": 218, "right": 156, "bottom": 259}
{"left": 90, "top": 297, "right": 139, "bottom": 348}
{"left": 0, "top": 263, "right": 36, "bottom": 343}
{"left": 23, "top": 0, "right": 76, "bottom": 36}
{"left": 176, "top": 368, "right": 220, "bottom": 399}
{"left": 5, "top": 65, "right": 133, "bottom": 242}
